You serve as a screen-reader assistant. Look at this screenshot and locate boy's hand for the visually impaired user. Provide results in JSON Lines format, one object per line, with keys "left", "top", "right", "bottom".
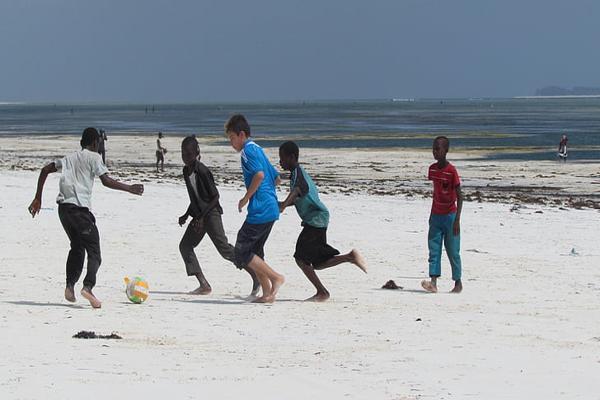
{"left": 453, "top": 218, "right": 461, "bottom": 236}
{"left": 238, "top": 196, "right": 249, "bottom": 212}
{"left": 178, "top": 214, "right": 188, "bottom": 226}
{"left": 129, "top": 184, "right": 144, "bottom": 196}
{"left": 28, "top": 198, "right": 41, "bottom": 218}
{"left": 191, "top": 217, "right": 204, "bottom": 233}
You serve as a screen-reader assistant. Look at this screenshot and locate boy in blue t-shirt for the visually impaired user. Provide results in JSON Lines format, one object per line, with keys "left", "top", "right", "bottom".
{"left": 278, "top": 141, "right": 367, "bottom": 302}
{"left": 225, "top": 114, "right": 285, "bottom": 303}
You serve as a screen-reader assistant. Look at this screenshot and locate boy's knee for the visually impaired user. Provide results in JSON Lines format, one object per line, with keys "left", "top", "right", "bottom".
{"left": 233, "top": 244, "right": 247, "bottom": 270}
{"left": 179, "top": 239, "right": 191, "bottom": 255}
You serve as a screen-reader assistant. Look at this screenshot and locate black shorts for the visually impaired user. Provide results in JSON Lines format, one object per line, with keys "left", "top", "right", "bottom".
{"left": 234, "top": 221, "right": 275, "bottom": 269}
{"left": 156, "top": 150, "right": 164, "bottom": 161}
{"left": 294, "top": 225, "right": 340, "bottom": 266}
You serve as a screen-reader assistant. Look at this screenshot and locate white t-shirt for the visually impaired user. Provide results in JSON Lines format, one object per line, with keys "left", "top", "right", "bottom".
{"left": 55, "top": 149, "right": 109, "bottom": 209}
{"left": 189, "top": 172, "right": 200, "bottom": 201}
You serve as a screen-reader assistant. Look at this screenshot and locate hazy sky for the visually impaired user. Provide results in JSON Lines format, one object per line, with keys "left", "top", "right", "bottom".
{"left": 1, "top": 0, "right": 599, "bottom": 102}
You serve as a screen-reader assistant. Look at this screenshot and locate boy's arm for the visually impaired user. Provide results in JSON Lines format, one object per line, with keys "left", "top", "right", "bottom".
{"left": 453, "top": 185, "right": 463, "bottom": 236}
{"left": 238, "top": 171, "right": 264, "bottom": 212}
{"left": 99, "top": 174, "right": 144, "bottom": 195}
{"left": 29, "top": 162, "right": 58, "bottom": 217}
{"left": 279, "top": 186, "right": 301, "bottom": 213}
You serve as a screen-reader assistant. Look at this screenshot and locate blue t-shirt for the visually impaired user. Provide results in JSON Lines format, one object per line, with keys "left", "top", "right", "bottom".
{"left": 290, "top": 165, "right": 329, "bottom": 228}
{"left": 241, "top": 140, "right": 280, "bottom": 224}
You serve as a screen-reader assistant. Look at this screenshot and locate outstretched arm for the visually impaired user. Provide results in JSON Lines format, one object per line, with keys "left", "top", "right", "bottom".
{"left": 453, "top": 185, "right": 463, "bottom": 236}
{"left": 29, "top": 162, "right": 57, "bottom": 217}
{"left": 279, "top": 186, "right": 301, "bottom": 213}
{"left": 100, "top": 174, "right": 144, "bottom": 195}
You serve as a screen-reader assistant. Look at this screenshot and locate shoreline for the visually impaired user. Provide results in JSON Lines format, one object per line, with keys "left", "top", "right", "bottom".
{"left": 1, "top": 134, "right": 599, "bottom": 210}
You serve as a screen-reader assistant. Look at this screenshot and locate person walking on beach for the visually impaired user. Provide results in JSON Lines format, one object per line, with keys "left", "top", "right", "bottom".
{"left": 558, "top": 134, "right": 568, "bottom": 162}
{"left": 178, "top": 135, "right": 260, "bottom": 296}
{"left": 98, "top": 129, "right": 107, "bottom": 164}
{"left": 278, "top": 141, "right": 367, "bottom": 301}
{"left": 156, "top": 132, "right": 167, "bottom": 172}
{"left": 225, "top": 114, "right": 285, "bottom": 303}
{"left": 421, "top": 136, "right": 464, "bottom": 294}
{"left": 28, "top": 127, "right": 144, "bottom": 308}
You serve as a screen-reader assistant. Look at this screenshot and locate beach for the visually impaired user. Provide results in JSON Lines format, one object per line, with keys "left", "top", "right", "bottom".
{"left": 1, "top": 134, "right": 599, "bottom": 398}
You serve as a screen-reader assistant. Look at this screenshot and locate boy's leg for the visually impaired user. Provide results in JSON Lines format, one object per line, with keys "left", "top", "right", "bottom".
{"left": 313, "top": 250, "right": 367, "bottom": 272}
{"left": 249, "top": 223, "right": 284, "bottom": 302}
{"left": 205, "top": 210, "right": 260, "bottom": 296}
{"left": 234, "top": 222, "right": 284, "bottom": 303}
{"left": 443, "top": 213, "right": 463, "bottom": 293}
{"left": 179, "top": 222, "right": 211, "bottom": 294}
{"left": 58, "top": 205, "right": 86, "bottom": 301}
{"left": 422, "top": 215, "right": 443, "bottom": 293}
{"left": 295, "top": 258, "right": 330, "bottom": 301}
{"left": 80, "top": 214, "right": 102, "bottom": 290}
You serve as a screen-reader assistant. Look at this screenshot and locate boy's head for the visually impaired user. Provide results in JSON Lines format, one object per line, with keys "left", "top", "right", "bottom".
{"left": 224, "top": 114, "right": 251, "bottom": 152}
{"left": 278, "top": 141, "right": 299, "bottom": 171}
{"left": 80, "top": 127, "right": 100, "bottom": 151}
{"left": 432, "top": 136, "right": 449, "bottom": 161}
{"left": 181, "top": 135, "right": 200, "bottom": 167}
{"left": 158, "top": 132, "right": 164, "bottom": 139}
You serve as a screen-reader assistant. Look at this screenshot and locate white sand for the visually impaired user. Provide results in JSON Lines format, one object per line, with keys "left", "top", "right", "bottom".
{"left": 1, "top": 164, "right": 599, "bottom": 399}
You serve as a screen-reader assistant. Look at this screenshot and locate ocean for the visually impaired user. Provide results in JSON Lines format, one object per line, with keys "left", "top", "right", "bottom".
{"left": 1, "top": 98, "right": 599, "bottom": 160}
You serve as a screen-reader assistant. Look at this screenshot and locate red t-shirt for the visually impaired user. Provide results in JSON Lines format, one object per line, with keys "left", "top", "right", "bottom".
{"left": 428, "top": 162, "right": 461, "bottom": 215}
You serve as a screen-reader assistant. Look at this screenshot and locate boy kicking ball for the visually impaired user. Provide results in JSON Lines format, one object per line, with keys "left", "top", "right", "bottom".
{"left": 28, "top": 127, "right": 144, "bottom": 308}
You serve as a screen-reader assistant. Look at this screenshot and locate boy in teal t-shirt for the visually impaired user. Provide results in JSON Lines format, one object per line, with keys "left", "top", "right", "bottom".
{"left": 225, "top": 114, "right": 285, "bottom": 303}
{"left": 278, "top": 141, "right": 367, "bottom": 302}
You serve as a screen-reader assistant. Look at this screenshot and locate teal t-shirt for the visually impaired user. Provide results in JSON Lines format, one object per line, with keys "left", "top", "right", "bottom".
{"left": 290, "top": 165, "right": 329, "bottom": 228}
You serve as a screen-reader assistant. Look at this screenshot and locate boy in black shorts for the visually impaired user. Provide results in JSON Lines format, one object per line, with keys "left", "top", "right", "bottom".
{"left": 278, "top": 141, "right": 367, "bottom": 301}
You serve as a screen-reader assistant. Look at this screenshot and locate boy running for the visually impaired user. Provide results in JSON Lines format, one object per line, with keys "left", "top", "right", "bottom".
{"left": 278, "top": 141, "right": 367, "bottom": 301}
{"left": 178, "top": 135, "right": 259, "bottom": 296}
{"left": 28, "top": 127, "right": 144, "bottom": 308}
{"left": 421, "top": 136, "right": 464, "bottom": 294}
{"left": 225, "top": 114, "right": 284, "bottom": 303}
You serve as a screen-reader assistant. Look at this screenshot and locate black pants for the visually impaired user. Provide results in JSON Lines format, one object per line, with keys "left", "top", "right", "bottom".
{"left": 58, "top": 203, "right": 102, "bottom": 289}
{"left": 179, "top": 208, "right": 236, "bottom": 275}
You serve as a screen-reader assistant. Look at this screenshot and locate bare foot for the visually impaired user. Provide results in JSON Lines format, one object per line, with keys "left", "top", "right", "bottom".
{"left": 350, "top": 249, "right": 367, "bottom": 273}
{"left": 251, "top": 295, "right": 273, "bottom": 304}
{"left": 80, "top": 287, "right": 102, "bottom": 308}
{"left": 269, "top": 274, "right": 285, "bottom": 300}
{"left": 450, "top": 281, "right": 463, "bottom": 293}
{"left": 421, "top": 280, "right": 437, "bottom": 293}
{"left": 65, "top": 286, "right": 76, "bottom": 303}
{"left": 305, "top": 291, "right": 330, "bottom": 302}
{"left": 188, "top": 286, "right": 212, "bottom": 295}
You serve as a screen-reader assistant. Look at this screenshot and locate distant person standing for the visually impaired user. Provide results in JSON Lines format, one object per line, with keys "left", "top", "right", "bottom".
{"left": 558, "top": 134, "right": 568, "bottom": 162}
{"left": 156, "top": 132, "right": 167, "bottom": 172}
{"left": 98, "top": 129, "right": 108, "bottom": 164}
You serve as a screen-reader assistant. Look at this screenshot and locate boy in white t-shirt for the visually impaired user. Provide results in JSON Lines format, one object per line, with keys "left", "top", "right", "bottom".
{"left": 28, "top": 128, "right": 144, "bottom": 308}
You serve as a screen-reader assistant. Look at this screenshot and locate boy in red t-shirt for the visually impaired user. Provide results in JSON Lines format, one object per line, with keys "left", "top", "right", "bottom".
{"left": 421, "top": 136, "right": 463, "bottom": 293}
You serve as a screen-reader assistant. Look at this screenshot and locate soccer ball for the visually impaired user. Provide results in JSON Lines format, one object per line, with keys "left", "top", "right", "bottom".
{"left": 124, "top": 276, "right": 149, "bottom": 304}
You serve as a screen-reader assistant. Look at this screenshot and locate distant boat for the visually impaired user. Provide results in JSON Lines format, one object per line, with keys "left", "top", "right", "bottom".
{"left": 392, "top": 98, "right": 415, "bottom": 102}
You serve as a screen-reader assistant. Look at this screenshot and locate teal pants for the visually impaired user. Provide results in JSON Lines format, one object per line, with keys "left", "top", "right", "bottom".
{"left": 428, "top": 212, "right": 462, "bottom": 281}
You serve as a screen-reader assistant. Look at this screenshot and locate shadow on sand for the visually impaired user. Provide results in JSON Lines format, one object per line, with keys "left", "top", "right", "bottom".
{"left": 5, "top": 300, "right": 85, "bottom": 308}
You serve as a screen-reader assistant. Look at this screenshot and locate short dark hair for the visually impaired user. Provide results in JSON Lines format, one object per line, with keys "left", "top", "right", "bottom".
{"left": 279, "top": 141, "right": 299, "bottom": 160}
{"left": 434, "top": 135, "right": 449, "bottom": 150}
{"left": 80, "top": 127, "right": 100, "bottom": 148}
{"left": 224, "top": 114, "right": 251, "bottom": 136}
{"left": 182, "top": 135, "right": 199, "bottom": 151}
